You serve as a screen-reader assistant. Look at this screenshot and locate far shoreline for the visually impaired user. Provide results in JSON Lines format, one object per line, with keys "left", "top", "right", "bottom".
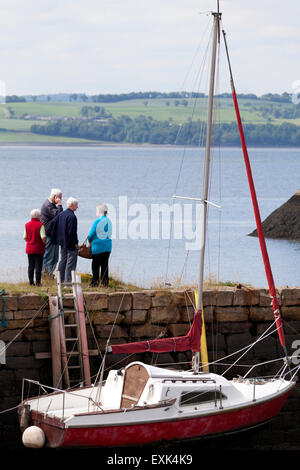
{"left": 0, "top": 141, "right": 300, "bottom": 150}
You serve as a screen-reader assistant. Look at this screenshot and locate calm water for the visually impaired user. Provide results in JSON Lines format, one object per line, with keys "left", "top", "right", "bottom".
{"left": 0, "top": 145, "right": 300, "bottom": 288}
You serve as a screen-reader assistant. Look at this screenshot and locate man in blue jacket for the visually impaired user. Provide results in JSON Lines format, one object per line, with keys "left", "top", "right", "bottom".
{"left": 53, "top": 197, "right": 79, "bottom": 283}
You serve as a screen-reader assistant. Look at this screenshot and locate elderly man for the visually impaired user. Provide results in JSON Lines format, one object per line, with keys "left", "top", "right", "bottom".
{"left": 53, "top": 197, "right": 79, "bottom": 283}
{"left": 40, "top": 188, "right": 63, "bottom": 275}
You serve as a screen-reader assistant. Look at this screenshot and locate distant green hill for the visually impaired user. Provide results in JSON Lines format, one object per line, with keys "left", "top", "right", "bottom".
{"left": 0, "top": 92, "right": 300, "bottom": 145}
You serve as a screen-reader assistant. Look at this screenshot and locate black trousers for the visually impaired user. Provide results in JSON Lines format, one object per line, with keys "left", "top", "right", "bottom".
{"left": 91, "top": 252, "right": 110, "bottom": 286}
{"left": 27, "top": 254, "right": 43, "bottom": 285}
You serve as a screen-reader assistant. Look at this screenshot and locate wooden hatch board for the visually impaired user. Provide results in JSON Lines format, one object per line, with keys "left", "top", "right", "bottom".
{"left": 120, "top": 363, "right": 150, "bottom": 408}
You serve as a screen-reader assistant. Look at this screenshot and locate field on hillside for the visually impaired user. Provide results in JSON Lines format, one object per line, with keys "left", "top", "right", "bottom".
{"left": 0, "top": 97, "right": 299, "bottom": 143}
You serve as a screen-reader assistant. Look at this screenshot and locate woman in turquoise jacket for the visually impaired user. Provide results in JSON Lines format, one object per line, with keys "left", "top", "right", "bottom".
{"left": 88, "top": 203, "right": 112, "bottom": 287}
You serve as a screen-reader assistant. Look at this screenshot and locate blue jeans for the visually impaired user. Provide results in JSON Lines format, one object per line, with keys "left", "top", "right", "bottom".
{"left": 42, "top": 237, "right": 59, "bottom": 274}
{"left": 58, "top": 247, "right": 78, "bottom": 282}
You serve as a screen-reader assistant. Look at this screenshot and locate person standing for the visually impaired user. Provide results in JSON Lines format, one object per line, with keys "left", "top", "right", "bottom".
{"left": 88, "top": 203, "right": 112, "bottom": 287}
{"left": 53, "top": 197, "right": 79, "bottom": 283}
{"left": 40, "top": 188, "right": 63, "bottom": 276}
{"left": 24, "top": 209, "right": 47, "bottom": 286}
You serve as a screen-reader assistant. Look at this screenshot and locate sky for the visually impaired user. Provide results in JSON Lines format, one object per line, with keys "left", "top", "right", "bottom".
{"left": 1, "top": 0, "right": 300, "bottom": 96}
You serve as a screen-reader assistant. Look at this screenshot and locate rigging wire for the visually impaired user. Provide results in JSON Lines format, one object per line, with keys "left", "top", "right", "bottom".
{"left": 164, "top": 24, "right": 214, "bottom": 285}
{"left": 221, "top": 321, "right": 281, "bottom": 377}
{"left": 0, "top": 300, "right": 49, "bottom": 356}
{"left": 86, "top": 29, "right": 222, "bottom": 380}
{"left": 154, "top": 15, "right": 213, "bottom": 205}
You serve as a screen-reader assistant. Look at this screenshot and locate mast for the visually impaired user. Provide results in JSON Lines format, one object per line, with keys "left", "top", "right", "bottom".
{"left": 193, "top": 11, "right": 221, "bottom": 373}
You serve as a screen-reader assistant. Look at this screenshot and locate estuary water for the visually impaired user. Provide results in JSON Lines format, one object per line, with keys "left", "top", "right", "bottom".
{"left": 0, "top": 144, "right": 299, "bottom": 288}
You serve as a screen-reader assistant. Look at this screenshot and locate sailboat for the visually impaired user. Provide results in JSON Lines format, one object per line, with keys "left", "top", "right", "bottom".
{"left": 18, "top": 7, "right": 298, "bottom": 449}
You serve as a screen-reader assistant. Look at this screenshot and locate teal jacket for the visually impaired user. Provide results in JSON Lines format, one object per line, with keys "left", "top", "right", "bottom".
{"left": 88, "top": 216, "right": 112, "bottom": 255}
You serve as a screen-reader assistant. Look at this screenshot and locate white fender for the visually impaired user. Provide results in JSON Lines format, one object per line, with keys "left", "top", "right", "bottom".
{"left": 22, "top": 426, "right": 45, "bottom": 448}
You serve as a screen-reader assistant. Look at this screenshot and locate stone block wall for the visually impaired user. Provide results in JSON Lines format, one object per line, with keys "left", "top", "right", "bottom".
{"left": 0, "top": 286, "right": 299, "bottom": 450}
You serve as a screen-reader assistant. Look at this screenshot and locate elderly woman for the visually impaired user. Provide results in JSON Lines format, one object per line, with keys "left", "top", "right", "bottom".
{"left": 24, "top": 209, "right": 47, "bottom": 286}
{"left": 88, "top": 203, "right": 112, "bottom": 287}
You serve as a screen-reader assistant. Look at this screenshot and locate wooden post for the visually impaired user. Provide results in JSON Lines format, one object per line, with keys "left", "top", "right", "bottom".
{"left": 49, "top": 296, "right": 62, "bottom": 389}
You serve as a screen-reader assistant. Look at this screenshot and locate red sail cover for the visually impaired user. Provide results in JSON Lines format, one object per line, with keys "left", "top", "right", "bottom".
{"left": 110, "top": 310, "right": 202, "bottom": 354}
{"left": 231, "top": 88, "right": 286, "bottom": 350}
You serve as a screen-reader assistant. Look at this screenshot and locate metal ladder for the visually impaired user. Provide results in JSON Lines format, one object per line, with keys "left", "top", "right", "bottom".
{"left": 56, "top": 271, "right": 91, "bottom": 389}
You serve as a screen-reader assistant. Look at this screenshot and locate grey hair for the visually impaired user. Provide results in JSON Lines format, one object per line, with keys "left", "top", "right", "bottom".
{"left": 96, "top": 203, "right": 108, "bottom": 217}
{"left": 50, "top": 188, "right": 62, "bottom": 198}
{"left": 30, "top": 208, "right": 41, "bottom": 219}
{"left": 67, "top": 197, "right": 78, "bottom": 208}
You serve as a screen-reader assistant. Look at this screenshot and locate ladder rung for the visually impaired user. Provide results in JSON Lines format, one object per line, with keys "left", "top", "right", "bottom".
{"left": 68, "top": 365, "right": 81, "bottom": 369}
{"left": 66, "top": 351, "right": 80, "bottom": 356}
{"left": 65, "top": 323, "right": 78, "bottom": 327}
{"left": 65, "top": 338, "right": 78, "bottom": 341}
{"left": 63, "top": 309, "right": 76, "bottom": 313}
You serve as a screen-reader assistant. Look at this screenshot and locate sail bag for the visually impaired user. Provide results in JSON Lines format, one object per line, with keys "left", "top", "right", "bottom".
{"left": 110, "top": 309, "right": 202, "bottom": 354}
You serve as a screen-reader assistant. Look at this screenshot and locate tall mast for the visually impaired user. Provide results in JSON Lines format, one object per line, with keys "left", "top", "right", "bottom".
{"left": 193, "top": 12, "right": 221, "bottom": 373}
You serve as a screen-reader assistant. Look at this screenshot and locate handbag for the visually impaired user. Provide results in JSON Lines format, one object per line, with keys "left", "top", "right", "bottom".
{"left": 78, "top": 237, "right": 92, "bottom": 259}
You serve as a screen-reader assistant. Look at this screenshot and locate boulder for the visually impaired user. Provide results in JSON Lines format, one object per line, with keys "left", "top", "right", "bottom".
{"left": 249, "top": 190, "right": 300, "bottom": 240}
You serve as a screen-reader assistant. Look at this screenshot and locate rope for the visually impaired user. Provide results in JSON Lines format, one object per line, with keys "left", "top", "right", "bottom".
{"left": 0, "top": 404, "right": 19, "bottom": 415}
{"left": 48, "top": 311, "right": 63, "bottom": 321}
{"left": 283, "top": 320, "right": 300, "bottom": 337}
{"left": 0, "top": 300, "right": 49, "bottom": 357}
{"left": 83, "top": 297, "right": 103, "bottom": 360}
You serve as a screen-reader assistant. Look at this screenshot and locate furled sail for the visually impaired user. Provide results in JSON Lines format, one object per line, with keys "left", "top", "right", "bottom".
{"left": 222, "top": 30, "right": 287, "bottom": 355}
{"left": 110, "top": 309, "right": 202, "bottom": 354}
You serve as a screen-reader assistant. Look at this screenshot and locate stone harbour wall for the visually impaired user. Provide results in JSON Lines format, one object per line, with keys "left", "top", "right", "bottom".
{"left": 0, "top": 286, "right": 299, "bottom": 450}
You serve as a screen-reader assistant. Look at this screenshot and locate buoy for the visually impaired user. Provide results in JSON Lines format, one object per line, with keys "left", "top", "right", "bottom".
{"left": 22, "top": 426, "right": 45, "bottom": 448}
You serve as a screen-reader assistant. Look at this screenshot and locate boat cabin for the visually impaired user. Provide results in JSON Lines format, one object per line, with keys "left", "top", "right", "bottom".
{"left": 101, "top": 361, "right": 244, "bottom": 411}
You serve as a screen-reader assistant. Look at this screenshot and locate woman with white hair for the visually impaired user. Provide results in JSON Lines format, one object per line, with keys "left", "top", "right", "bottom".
{"left": 24, "top": 209, "right": 47, "bottom": 286}
{"left": 88, "top": 203, "right": 112, "bottom": 287}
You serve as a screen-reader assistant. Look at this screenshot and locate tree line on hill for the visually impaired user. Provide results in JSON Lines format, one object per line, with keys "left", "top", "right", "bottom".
{"left": 6, "top": 91, "right": 296, "bottom": 104}
{"left": 30, "top": 114, "right": 300, "bottom": 146}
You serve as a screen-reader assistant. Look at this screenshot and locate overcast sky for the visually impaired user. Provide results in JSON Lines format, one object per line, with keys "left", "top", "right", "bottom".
{"left": 1, "top": 0, "right": 300, "bottom": 96}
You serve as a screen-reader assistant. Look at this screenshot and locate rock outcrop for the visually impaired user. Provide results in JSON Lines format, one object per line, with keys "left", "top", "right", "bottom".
{"left": 249, "top": 190, "right": 300, "bottom": 240}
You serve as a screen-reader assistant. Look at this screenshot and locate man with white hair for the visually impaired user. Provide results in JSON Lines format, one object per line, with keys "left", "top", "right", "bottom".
{"left": 52, "top": 197, "right": 79, "bottom": 283}
{"left": 40, "top": 188, "right": 63, "bottom": 275}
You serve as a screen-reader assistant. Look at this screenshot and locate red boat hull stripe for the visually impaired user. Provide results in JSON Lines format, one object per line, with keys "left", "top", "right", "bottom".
{"left": 31, "top": 389, "right": 291, "bottom": 448}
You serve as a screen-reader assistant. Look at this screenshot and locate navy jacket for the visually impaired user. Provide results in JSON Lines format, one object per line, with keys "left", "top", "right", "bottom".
{"left": 52, "top": 208, "right": 78, "bottom": 250}
{"left": 40, "top": 199, "right": 63, "bottom": 236}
